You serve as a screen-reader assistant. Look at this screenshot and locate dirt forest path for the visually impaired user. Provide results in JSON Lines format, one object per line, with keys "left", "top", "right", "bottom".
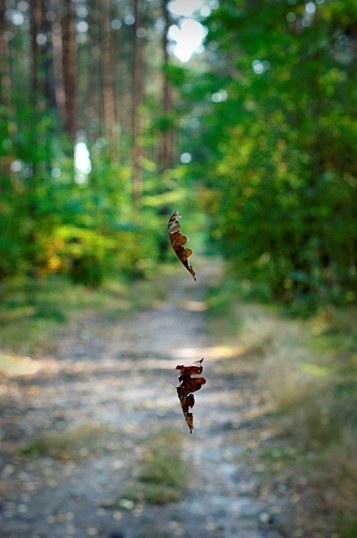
{"left": 0, "top": 262, "right": 289, "bottom": 538}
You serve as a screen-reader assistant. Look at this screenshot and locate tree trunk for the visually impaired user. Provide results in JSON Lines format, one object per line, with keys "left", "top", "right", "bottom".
{"left": 133, "top": 0, "right": 144, "bottom": 211}
{"left": 62, "top": 0, "right": 77, "bottom": 137}
{"left": 101, "top": 0, "right": 118, "bottom": 159}
{"left": 44, "top": 2, "right": 56, "bottom": 110}
{"left": 157, "top": 0, "right": 175, "bottom": 260}
{"left": 161, "top": 0, "right": 173, "bottom": 172}
{"left": 0, "top": 0, "right": 11, "bottom": 107}
{"left": 85, "top": 0, "right": 100, "bottom": 139}
{"left": 51, "top": 0, "right": 66, "bottom": 120}
{"left": 30, "top": 0, "right": 42, "bottom": 106}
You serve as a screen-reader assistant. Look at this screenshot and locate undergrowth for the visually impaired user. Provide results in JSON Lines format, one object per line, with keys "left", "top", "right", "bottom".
{"left": 0, "top": 266, "right": 173, "bottom": 354}
{"left": 17, "top": 424, "right": 123, "bottom": 461}
{"left": 207, "top": 274, "right": 357, "bottom": 537}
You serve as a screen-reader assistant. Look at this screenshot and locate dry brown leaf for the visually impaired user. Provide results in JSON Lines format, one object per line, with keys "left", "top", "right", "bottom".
{"left": 176, "top": 358, "right": 206, "bottom": 434}
{"left": 168, "top": 210, "right": 196, "bottom": 281}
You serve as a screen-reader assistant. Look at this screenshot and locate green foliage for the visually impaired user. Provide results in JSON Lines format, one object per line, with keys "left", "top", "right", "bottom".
{"left": 185, "top": 0, "right": 357, "bottom": 310}
{"left": 0, "top": 0, "right": 194, "bottom": 289}
{"left": 3, "top": 0, "right": 356, "bottom": 315}
{"left": 164, "top": 64, "right": 189, "bottom": 88}
{"left": 0, "top": 107, "right": 58, "bottom": 279}
{"left": 0, "top": 102, "right": 191, "bottom": 286}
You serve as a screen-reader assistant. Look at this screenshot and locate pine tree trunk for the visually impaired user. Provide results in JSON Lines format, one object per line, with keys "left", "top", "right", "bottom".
{"left": 30, "top": 0, "right": 42, "bottom": 106}
{"left": 44, "top": 4, "right": 56, "bottom": 110}
{"left": 86, "top": 0, "right": 100, "bottom": 138}
{"left": 133, "top": 0, "right": 144, "bottom": 211}
{"left": 51, "top": 0, "right": 66, "bottom": 120}
{"left": 101, "top": 0, "right": 118, "bottom": 159}
{"left": 111, "top": 15, "right": 120, "bottom": 149}
{"left": 161, "top": 0, "right": 173, "bottom": 172}
{"left": 0, "top": 0, "right": 11, "bottom": 107}
{"left": 62, "top": 0, "right": 77, "bottom": 136}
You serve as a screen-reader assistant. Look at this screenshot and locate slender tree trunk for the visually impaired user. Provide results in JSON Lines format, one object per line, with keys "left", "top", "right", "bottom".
{"left": 161, "top": 0, "right": 173, "bottom": 172}
{"left": 86, "top": 0, "right": 100, "bottom": 138}
{"left": 133, "top": 0, "right": 144, "bottom": 211}
{"left": 44, "top": 1, "right": 56, "bottom": 110}
{"left": 62, "top": 0, "right": 77, "bottom": 136}
{"left": 101, "top": 0, "right": 118, "bottom": 159}
{"left": 0, "top": 0, "right": 11, "bottom": 107}
{"left": 111, "top": 15, "right": 120, "bottom": 147}
{"left": 30, "top": 0, "right": 42, "bottom": 106}
{"left": 51, "top": 0, "right": 66, "bottom": 120}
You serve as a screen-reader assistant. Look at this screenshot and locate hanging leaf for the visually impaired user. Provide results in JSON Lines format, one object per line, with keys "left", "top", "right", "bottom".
{"left": 176, "top": 358, "right": 206, "bottom": 434}
{"left": 168, "top": 210, "right": 196, "bottom": 281}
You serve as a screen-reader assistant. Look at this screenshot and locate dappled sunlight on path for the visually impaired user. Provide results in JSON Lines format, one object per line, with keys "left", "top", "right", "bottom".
{"left": 0, "top": 262, "right": 287, "bottom": 538}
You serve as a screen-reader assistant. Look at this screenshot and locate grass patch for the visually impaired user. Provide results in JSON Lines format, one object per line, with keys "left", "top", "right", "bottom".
{"left": 207, "top": 276, "right": 277, "bottom": 355}
{"left": 206, "top": 277, "right": 245, "bottom": 340}
{"left": 338, "top": 514, "right": 357, "bottom": 538}
{"left": 207, "top": 276, "right": 357, "bottom": 535}
{"left": 122, "top": 428, "right": 190, "bottom": 504}
{"left": 17, "top": 424, "right": 122, "bottom": 460}
{"left": 0, "top": 268, "right": 171, "bottom": 354}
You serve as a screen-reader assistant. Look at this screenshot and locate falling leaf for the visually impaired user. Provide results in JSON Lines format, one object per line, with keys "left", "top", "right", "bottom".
{"left": 176, "top": 359, "right": 206, "bottom": 433}
{"left": 168, "top": 210, "right": 196, "bottom": 280}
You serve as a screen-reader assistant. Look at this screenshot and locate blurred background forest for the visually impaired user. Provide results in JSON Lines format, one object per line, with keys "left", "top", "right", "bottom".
{"left": 1, "top": 0, "right": 357, "bottom": 536}
{"left": 0, "top": 0, "right": 356, "bottom": 301}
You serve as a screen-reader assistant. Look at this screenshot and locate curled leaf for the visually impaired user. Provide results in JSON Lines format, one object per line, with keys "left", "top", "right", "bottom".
{"left": 168, "top": 210, "right": 196, "bottom": 281}
{"left": 176, "top": 358, "right": 206, "bottom": 434}
{"left": 176, "top": 358, "right": 204, "bottom": 378}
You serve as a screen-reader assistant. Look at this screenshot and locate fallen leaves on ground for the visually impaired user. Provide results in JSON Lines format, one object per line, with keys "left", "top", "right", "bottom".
{"left": 176, "top": 358, "right": 206, "bottom": 433}
{"left": 168, "top": 210, "right": 196, "bottom": 281}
